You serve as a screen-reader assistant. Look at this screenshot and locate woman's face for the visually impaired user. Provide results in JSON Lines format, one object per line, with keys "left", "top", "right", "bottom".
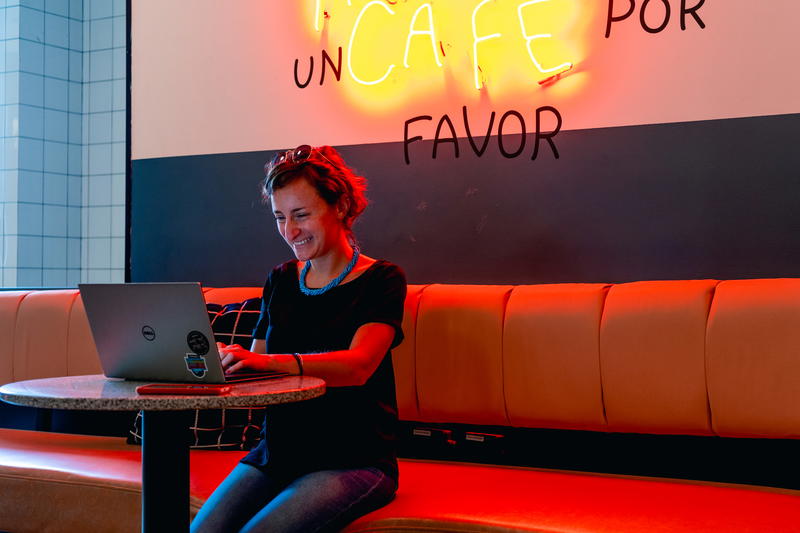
{"left": 271, "top": 177, "right": 345, "bottom": 262}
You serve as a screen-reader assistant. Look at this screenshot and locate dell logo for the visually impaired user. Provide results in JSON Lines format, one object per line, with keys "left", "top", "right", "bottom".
{"left": 141, "top": 325, "right": 156, "bottom": 341}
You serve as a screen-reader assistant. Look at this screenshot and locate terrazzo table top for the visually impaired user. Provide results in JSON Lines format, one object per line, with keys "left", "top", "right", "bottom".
{"left": 0, "top": 374, "right": 326, "bottom": 411}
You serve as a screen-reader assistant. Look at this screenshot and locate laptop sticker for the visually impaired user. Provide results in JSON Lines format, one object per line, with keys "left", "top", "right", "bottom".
{"left": 187, "top": 330, "right": 210, "bottom": 355}
{"left": 184, "top": 353, "right": 208, "bottom": 378}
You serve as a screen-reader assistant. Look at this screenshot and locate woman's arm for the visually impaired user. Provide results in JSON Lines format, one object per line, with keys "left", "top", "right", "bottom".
{"left": 221, "top": 322, "right": 395, "bottom": 387}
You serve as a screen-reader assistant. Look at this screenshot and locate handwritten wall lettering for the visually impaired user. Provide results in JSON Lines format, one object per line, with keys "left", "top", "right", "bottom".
{"left": 403, "top": 106, "right": 562, "bottom": 165}
{"left": 605, "top": 0, "right": 706, "bottom": 38}
{"left": 291, "top": 2, "right": 710, "bottom": 165}
{"left": 294, "top": 47, "right": 343, "bottom": 88}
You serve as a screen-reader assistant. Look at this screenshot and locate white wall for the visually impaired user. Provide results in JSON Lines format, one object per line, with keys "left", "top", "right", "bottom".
{"left": 132, "top": 0, "right": 800, "bottom": 160}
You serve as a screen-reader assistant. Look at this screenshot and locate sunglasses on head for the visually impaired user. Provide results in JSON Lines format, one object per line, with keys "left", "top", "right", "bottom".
{"left": 264, "top": 145, "right": 336, "bottom": 178}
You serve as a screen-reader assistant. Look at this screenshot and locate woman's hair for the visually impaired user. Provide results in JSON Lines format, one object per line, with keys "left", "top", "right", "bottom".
{"left": 262, "top": 145, "right": 368, "bottom": 236}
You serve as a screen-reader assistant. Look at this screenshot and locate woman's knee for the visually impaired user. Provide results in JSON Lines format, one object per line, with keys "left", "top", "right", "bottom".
{"left": 191, "top": 464, "right": 285, "bottom": 533}
{"left": 241, "top": 467, "right": 396, "bottom": 533}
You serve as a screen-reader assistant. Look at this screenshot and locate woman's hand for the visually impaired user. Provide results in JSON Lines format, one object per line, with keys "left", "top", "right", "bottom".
{"left": 217, "top": 342, "right": 272, "bottom": 373}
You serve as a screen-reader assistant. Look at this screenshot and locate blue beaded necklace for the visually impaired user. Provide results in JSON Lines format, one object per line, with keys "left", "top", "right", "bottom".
{"left": 299, "top": 246, "right": 360, "bottom": 296}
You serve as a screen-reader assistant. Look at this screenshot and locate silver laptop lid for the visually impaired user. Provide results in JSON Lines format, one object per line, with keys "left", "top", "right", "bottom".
{"left": 79, "top": 283, "right": 227, "bottom": 383}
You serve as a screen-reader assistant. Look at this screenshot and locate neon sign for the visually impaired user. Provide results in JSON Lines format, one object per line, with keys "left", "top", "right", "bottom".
{"left": 404, "top": 4, "right": 442, "bottom": 69}
{"left": 303, "top": 0, "right": 579, "bottom": 98}
{"left": 347, "top": 1, "right": 396, "bottom": 85}
{"left": 294, "top": 1, "right": 706, "bottom": 164}
{"left": 472, "top": 0, "right": 503, "bottom": 90}
{"left": 297, "top": 0, "right": 580, "bottom": 164}
{"left": 518, "top": 0, "right": 573, "bottom": 83}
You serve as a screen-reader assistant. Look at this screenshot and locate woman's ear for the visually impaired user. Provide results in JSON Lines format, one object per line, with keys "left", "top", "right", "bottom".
{"left": 337, "top": 198, "right": 350, "bottom": 220}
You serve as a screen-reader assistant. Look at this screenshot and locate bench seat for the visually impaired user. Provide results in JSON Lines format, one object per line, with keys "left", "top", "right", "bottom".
{"left": 5, "top": 280, "right": 800, "bottom": 531}
{"left": 3, "top": 429, "right": 800, "bottom": 533}
{"left": 346, "top": 461, "right": 800, "bottom": 533}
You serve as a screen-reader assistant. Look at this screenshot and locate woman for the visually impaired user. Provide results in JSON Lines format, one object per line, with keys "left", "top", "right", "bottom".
{"left": 191, "top": 145, "right": 406, "bottom": 533}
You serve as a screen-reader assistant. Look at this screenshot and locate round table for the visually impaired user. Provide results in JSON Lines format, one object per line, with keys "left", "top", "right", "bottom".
{"left": 0, "top": 374, "right": 326, "bottom": 533}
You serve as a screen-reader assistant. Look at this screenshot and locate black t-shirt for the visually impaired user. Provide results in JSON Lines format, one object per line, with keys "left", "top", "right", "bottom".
{"left": 241, "top": 259, "right": 406, "bottom": 479}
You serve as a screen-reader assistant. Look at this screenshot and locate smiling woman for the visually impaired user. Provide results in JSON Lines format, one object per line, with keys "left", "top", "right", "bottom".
{"left": 191, "top": 145, "right": 408, "bottom": 533}
{"left": 265, "top": 145, "right": 368, "bottom": 260}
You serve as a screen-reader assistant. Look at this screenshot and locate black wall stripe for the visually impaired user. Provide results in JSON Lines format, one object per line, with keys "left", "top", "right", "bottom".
{"left": 131, "top": 113, "right": 800, "bottom": 286}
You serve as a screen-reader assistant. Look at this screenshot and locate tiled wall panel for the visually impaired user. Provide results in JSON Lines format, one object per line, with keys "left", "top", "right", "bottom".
{"left": 1, "top": 0, "right": 126, "bottom": 287}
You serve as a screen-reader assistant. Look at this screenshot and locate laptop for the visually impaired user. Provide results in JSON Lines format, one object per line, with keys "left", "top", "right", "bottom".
{"left": 79, "top": 282, "right": 286, "bottom": 384}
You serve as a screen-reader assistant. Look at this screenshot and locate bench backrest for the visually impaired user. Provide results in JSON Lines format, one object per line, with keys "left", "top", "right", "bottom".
{"left": 2, "top": 279, "right": 799, "bottom": 439}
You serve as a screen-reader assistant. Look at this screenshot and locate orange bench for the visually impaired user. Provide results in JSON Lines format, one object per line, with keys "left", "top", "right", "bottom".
{"left": 2, "top": 429, "right": 800, "bottom": 533}
{"left": 2, "top": 279, "right": 800, "bottom": 532}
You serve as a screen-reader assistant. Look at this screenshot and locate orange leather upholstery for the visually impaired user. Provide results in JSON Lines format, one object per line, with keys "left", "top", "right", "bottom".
{"left": 0, "top": 429, "right": 242, "bottom": 533}
{"left": 2, "top": 430, "right": 799, "bottom": 533}
{"left": 0, "top": 429, "right": 142, "bottom": 533}
{"left": 345, "top": 460, "right": 800, "bottom": 533}
{"left": 4, "top": 278, "right": 800, "bottom": 435}
{"left": 13, "top": 290, "right": 82, "bottom": 382}
{"left": 600, "top": 280, "right": 718, "bottom": 435}
{"left": 4, "top": 278, "right": 800, "bottom": 532}
{"left": 706, "top": 279, "right": 800, "bottom": 438}
{"left": 0, "top": 291, "right": 31, "bottom": 385}
{"left": 67, "top": 295, "right": 102, "bottom": 376}
{"left": 202, "top": 286, "right": 262, "bottom": 305}
{"left": 415, "top": 285, "right": 512, "bottom": 425}
{"left": 504, "top": 283, "right": 609, "bottom": 431}
{"left": 6, "top": 290, "right": 105, "bottom": 384}
{"left": 392, "top": 284, "right": 428, "bottom": 421}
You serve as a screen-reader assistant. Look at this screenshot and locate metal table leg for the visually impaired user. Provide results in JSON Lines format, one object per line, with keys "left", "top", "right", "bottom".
{"left": 141, "top": 410, "right": 190, "bottom": 533}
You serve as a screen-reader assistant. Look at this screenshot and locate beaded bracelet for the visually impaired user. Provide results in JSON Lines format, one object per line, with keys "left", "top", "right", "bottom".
{"left": 291, "top": 353, "right": 304, "bottom": 375}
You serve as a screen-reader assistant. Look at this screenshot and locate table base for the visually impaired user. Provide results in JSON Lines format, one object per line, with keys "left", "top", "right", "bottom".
{"left": 142, "top": 410, "right": 191, "bottom": 533}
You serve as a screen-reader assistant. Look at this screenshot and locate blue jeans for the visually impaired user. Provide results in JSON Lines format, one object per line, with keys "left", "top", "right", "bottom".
{"left": 190, "top": 463, "right": 397, "bottom": 533}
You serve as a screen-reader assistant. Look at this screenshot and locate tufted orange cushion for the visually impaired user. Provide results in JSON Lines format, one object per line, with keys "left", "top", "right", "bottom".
{"left": 600, "top": 280, "right": 718, "bottom": 435}
{"left": 391, "top": 285, "right": 428, "bottom": 421}
{"left": 12, "top": 290, "right": 80, "bottom": 382}
{"left": 67, "top": 295, "right": 103, "bottom": 376}
{"left": 504, "top": 283, "right": 610, "bottom": 431}
{"left": 415, "top": 285, "right": 512, "bottom": 425}
{"left": 706, "top": 279, "right": 800, "bottom": 438}
{"left": 0, "top": 291, "right": 31, "bottom": 386}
